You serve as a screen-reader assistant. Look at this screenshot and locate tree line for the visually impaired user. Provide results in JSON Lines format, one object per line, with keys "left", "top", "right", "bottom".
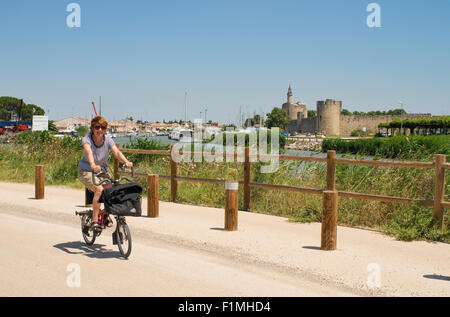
{"left": 341, "top": 108, "right": 406, "bottom": 116}
{"left": 0, "top": 96, "right": 45, "bottom": 121}
{"left": 378, "top": 116, "right": 450, "bottom": 135}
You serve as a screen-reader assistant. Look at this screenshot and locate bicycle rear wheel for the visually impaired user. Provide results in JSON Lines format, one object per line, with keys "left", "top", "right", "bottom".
{"left": 116, "top": 221, "right": 132, "bottom": 258}
{"left": 81, "top": 213, "right": 96, "bottom": 245}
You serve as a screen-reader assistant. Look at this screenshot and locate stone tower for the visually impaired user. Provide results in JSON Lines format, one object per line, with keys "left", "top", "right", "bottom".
{"left": 282, "top": 86, "right": 308, "bottom": 121}
{"left": 317, "top": 99, "right": 342, "bottom": 136}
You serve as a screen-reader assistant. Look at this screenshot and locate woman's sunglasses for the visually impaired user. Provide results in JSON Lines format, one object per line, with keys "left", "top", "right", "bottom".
{"left": 94, "top": 125, "right": 107, "bottom": 131}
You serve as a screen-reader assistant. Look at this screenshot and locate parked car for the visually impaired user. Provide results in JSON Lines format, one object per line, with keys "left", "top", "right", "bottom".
{"left": 54, "top": 130, "right": 78, "bottom": 138}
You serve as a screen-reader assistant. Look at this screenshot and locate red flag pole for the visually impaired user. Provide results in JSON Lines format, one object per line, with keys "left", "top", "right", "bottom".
{"left": 92, "top": 102, "right": 98, "bottom": 116}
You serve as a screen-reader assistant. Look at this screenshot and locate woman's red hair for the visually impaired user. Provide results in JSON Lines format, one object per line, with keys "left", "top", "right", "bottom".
{"left": 90, "top": 116, "right": 108, "bottom": 132}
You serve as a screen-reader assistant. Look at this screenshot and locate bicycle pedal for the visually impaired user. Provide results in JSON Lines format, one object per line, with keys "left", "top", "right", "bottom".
{"left": 82, "top": 226, "right": 90, "bottom": 235}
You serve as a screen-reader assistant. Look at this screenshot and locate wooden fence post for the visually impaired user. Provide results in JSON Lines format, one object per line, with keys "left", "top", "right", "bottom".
{"left": 326, "top": 150, "right": 336, "bottom": 191}
{"left": 244, "top": 146, "right": 251, "bottom": 211}
{"left": 35, "top": 165, "right": 45, "bottom": 200}
{"left": 170, "top": 145, "right": 178, "bottom": 202}
{"left": 114, "top": 143, "right": 120, "bottom": 180}
{"left": 225, "top": 181, "right": 239, "bottom": 231}
{"left": 323, "top": 151, "right": 337, "bottom": 250}
{"left": 434, "top": 154, "right": 446, "bottom": 225}
{"left": 147, "top": 174, "right": 159, "bottom": 218}
{"left": 321, "top": 190, "right": 338, "bottom": 251}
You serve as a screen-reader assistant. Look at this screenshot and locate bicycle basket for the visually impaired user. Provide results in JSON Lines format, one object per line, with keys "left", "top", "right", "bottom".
{"left": 99, "top": 183, "right": 143, "bottom": 217}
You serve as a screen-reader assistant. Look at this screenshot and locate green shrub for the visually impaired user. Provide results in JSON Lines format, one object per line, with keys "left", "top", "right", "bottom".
{"left": 322, "top": 135, "right": 450, "bottom": 160}
{"left": 383, "top": 205, "right": 449, "bottom": 241}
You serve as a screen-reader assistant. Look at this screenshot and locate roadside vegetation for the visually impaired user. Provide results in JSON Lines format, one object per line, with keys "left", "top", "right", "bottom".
{"left": 321, "top": 134, "right": 449, "bottom": 242}
{"left": 322, "top": 135, "right": 450, "bottom": 159}
{"left": 0, "top": 131, "right": 448, "bottom": 242}
{"left": 378, "top": 116, "right": 450, "bottom": 136}
{"left": 0, "top": 131, "right": 83, "bottom": 188}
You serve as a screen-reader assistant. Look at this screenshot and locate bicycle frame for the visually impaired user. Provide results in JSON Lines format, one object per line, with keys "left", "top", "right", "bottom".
{"left": 76, "top": 164, "right": 135, "bottom": 258}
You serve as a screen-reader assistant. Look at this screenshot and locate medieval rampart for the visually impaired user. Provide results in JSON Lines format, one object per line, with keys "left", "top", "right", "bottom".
{"left": 339, "top": 114, "right": 432, "bottom": 135}
{"left": 298, "top": 116, "right": 317, "bottom": 133}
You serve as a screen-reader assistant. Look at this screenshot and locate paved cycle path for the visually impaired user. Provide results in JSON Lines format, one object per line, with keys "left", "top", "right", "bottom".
{"left": 0, "top": 181, "right": 448, "bottom": 296}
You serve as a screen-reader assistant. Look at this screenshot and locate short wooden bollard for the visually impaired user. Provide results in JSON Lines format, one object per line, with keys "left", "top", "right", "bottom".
{"left": 224, "top": 181, "right": 238, "bottom": 231}
{"left": 147, "top": 174, "right": 159, "bottom": 218}
{"left": 35, "top": 165, "right": 45, "bottom": 200}
{"left": 321, "top": 190, "right": 338, "bottom": 251}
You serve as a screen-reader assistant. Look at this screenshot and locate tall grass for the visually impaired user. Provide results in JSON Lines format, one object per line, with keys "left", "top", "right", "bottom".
{"left": 320, "top": 135, "right": 450, "bottom": 241}
{"left": 0, "top": 133, "right": 448, "bottom": 242}
{"left": 125, "top": 140, "right": 448, "bottom": 241}
{"left": 0, "top": 131, "right": 84, "bottom": 187}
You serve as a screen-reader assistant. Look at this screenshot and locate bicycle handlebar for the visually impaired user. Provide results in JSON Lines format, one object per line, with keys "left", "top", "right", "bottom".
{"left": 92, "top": 169, "right": 111, "bottom": 186}
{"left": 119, "top": 163, "right": 135, "bottom": 179}
{"left": 91, "top": 165, "right": 135, "bottom": 186}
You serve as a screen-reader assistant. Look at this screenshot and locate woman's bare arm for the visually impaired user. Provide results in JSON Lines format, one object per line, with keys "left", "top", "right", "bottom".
{"left": 111, "top": 145, "right": 133, "bottom": 168}
{"left": 82, "top": 143, "right": 101, "bottom": 172}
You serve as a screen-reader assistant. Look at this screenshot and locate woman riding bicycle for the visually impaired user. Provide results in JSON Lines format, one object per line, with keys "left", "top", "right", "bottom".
{"left": 77, "top": 116, "right": 133, "bottom": 230}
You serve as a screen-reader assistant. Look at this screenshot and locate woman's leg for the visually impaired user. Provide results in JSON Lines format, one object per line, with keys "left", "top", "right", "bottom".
{"left": 90, "top": 185, "right": 103, "bottom": 224}
{"left": 102, "top": 184, "right": 113, "bottom": 227}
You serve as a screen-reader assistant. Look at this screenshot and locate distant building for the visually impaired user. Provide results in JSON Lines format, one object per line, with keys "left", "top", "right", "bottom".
{"left": 54, "top": 117, "right": 90, "bottom": 132}
{"left": 282, "top": 85, "right": 308, "bottom": 132}
{"left": 109, "top": 119, "right": 139, "bottom": 134}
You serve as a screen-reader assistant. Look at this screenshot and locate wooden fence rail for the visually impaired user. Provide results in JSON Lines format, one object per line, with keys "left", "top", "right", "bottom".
{"left": 115, "top": 146, "right": 449, "bottom": 249}
{"left": 117, "top": 148, "right": 449, "bottom": 208}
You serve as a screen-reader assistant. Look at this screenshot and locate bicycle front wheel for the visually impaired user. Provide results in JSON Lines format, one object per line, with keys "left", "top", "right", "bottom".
{"left": 116, "top": 221, "right": 132, "bottom": 258}
{"left": 81, "top": 214, "right": 96, "bottom": 245}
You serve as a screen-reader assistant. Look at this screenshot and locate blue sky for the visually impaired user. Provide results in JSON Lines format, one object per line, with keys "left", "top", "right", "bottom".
{"left": 1, "top": 0, "right": 449, "bottom": 123}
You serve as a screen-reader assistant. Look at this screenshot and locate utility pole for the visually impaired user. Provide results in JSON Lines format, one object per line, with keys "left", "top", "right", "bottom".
{"left": 239, "top": 106, "right": 242, "bottom": 127}
{"left": 399, "top": 100, "right": 404, "bottom": 136}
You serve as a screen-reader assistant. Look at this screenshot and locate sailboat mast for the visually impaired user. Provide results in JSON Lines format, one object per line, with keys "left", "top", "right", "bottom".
{"left": 184, "top": 91, "right": 187, "bottom": 123}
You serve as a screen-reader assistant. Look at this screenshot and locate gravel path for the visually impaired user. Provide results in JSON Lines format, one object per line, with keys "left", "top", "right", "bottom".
{"left": 0, "top": 181, "right": 448, "bottom": 297}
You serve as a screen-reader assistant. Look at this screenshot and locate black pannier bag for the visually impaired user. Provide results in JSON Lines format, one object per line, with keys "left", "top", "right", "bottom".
{"left": 99, "top": 183, "right": 143, "bottom": 217}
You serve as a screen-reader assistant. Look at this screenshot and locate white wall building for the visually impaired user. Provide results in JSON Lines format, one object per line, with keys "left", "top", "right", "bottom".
{"left": 54, "top": 117, "right": 90, "bottom": 132}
